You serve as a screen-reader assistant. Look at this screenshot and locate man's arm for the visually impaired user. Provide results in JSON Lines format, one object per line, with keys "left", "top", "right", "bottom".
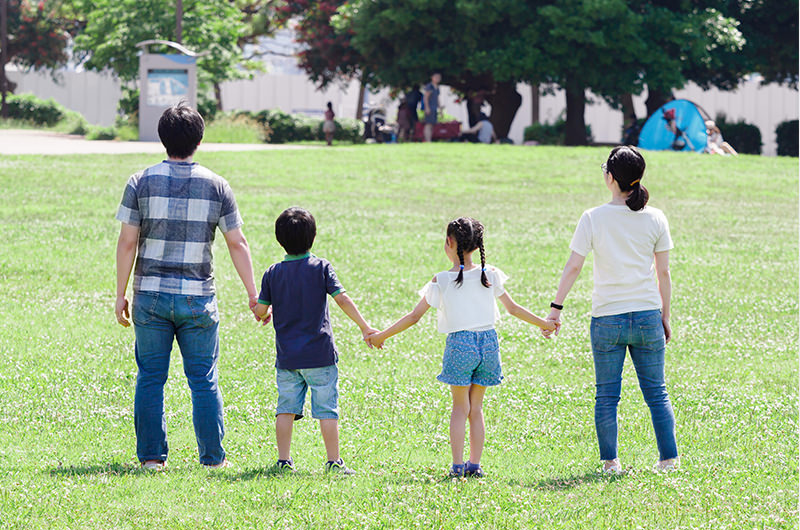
{"left": 115, "top": 223, "right": 139, "bottom": 327}
{"left": 222, "top": 227, "right": 258, "bottom": 308}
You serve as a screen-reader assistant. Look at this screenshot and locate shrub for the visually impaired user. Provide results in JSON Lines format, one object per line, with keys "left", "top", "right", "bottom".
{"left": 203, "top": 113, "right": 266, "bottom": 143}
{"left": 524, "top": 118, "right": 593, "bottom": 145}
{"left": 715, "top": 114, "right": 762, "bottom": 155}
{"left": 86, "top": 125, "right": 117, "bottom": 140}
{"left": 775, "top": 120, "right": 798, "bottom": 157}
{"left": 5, "top": 93, "right": 65, "bottom": 126}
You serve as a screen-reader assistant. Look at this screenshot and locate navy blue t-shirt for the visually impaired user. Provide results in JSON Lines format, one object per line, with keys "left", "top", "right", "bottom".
{"left": 258, "top": 253, "right": 345, "bottom": 370}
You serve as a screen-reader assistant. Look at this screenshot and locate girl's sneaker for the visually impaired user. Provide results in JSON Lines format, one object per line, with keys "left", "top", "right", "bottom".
{"left": 140, "top": 460, "right": 166, "bottom": 471}
{"left": 464, "top": 461, "right": 484, "bottom": 478}
{"left": 325, "top": 458, "right": 355, "bottom": 475}
{"left": 448, "top": 463, "right": 465, "bottom": 478}
{"left": 275, "top": 459, "right": 296, "bottom": 473}
{"left": 602, "top": 459, "right": 622, "bottom": 474}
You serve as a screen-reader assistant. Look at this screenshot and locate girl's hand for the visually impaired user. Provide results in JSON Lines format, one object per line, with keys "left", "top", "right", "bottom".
{"left": 367, "top": 331, "right": 385, "bottom": 349}
{"left": 361, "top": 327, "right": 380, "bottom": 348}
{"left": 541, "top": 309, "right": 561, "bottom": 338}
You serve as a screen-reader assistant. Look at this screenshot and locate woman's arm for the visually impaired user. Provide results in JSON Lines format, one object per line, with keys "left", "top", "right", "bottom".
{"left": 545, "top": 251, "right": 586, "bottom": 334}
{"left": 368, "top": 296, "right": 430, "bottom": 348}
{"left": 654, "top": 250, "right": 671, "bottom": 343}
{"left": 498, "top": 292, "right": 556, "bottom": 331}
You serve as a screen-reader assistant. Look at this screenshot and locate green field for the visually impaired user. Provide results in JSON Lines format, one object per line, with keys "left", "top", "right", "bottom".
{"left": 0, "top": 144, "right": 797, "bottom": 529}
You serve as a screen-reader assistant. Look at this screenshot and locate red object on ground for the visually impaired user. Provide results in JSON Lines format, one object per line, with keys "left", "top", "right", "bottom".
{"left": 413, "top": 121, "right": 461, "bottom": 141}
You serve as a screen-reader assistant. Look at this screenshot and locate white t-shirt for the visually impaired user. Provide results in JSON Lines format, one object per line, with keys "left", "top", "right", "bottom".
{"left": 419, "top": 266, "right": 508, "bottom": 333}
{"left": 570, "top": 204, "right": 673, "bottom": 317}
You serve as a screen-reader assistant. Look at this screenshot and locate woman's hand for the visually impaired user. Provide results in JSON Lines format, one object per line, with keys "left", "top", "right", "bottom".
{"left": 662, "top": 315, "right": 671, "bottom": 344}
{"left": 542, "top": 308, "right": 561, "bottom": 338}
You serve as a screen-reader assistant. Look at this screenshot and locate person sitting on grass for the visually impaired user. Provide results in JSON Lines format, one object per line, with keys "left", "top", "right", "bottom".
{"left": 367, "top": 217, "right": 558, "bottom": 479}
{"left": 253, "top": 207, "right": 377, "bottom": 475}
{"left": 115, "top": 102, "right": 259, "bottom": 471}
{"left": 455, "top": 113, "right": 496, "bottom": 144}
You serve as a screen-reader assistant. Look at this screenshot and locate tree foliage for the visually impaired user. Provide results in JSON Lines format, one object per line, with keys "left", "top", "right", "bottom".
{"left": 2, "top": 0, "right": 70, "bottom": 73}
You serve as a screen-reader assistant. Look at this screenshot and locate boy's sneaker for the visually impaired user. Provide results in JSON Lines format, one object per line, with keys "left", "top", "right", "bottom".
{"left": 140, "top": 460, "right": 166, "bottom": 471}
{"left": 602, "top": 458, "right": 622, "bottom": 474}
{"left": 203, "top": 459, "right": 229, "bottom": 469}
{"left": 448, "top": 463, "right": 465, "bottom": 478}
{"left": 275, "top": 459, "right": 296, "bottom": 473}
{"left": 324, "top": 458, "right": 355, "bottom": 475}
{"left": 464, "top": 461, "right": 484, "bottom": 478}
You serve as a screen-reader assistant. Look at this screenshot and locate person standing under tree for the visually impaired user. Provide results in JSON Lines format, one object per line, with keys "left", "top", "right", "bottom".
{"left": 423, "top": 73, "right": 442, "bottom": 142}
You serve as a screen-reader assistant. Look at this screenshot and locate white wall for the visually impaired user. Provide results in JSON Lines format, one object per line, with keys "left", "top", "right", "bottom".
{"left": 6, "top": 67, "right": 797, "bottom": 155}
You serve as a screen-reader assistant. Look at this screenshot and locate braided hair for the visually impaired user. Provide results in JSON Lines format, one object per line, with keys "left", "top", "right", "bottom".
{"left": 446, "top": 217, "right": 491, "bottom": 288}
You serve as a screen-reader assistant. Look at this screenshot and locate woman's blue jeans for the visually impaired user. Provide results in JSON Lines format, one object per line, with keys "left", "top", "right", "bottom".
{"left": 590, "top": 310, "right": 678, "bottom": 462}
{"left": 132, "top": 292, "right": 226, "bottom": 465}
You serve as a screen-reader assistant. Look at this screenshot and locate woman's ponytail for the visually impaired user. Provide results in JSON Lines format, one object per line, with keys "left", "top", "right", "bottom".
{"left": 625, "top": 182, "right": 649, "bottom": 211}
{"left": 607, "top": 145, "right": 649, "bottom": 211}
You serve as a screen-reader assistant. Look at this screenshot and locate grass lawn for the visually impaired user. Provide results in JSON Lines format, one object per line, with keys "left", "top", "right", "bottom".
{"left": 0, "top": 144, "right": 797, "bottom": 529}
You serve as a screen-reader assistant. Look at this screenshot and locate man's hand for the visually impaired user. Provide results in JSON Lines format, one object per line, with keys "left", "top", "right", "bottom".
{"left": 115, "top": 296, "right": 131, "bottom": 327}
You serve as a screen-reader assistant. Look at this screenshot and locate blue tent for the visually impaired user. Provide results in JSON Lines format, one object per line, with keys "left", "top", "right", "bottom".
{"left": 638, "top": 99, "right": 710, "bottom": 153}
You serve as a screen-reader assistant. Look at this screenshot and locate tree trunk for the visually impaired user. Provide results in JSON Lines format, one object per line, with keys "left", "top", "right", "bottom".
{"left": 485, "top": 81, "right": 521, "bottom": 139}
{"left": 645, "top": 87, "right": 672, "bottom": 117}
{"left": 564, "top": 80, "right": 587, "bottom": 146}
{"left": 355, "top": 80, "right": 365, "bottom": 120}
{"left": 214, "top": 81, "right": 223, "bottom": 111}
{"left": 620, "top": 93, "right": 636, "bottom": 123}
{"left": 531, "top": 83, "right": 540, "bottom": 124}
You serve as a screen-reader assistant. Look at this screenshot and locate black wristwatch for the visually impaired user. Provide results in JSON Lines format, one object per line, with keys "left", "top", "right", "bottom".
{"left": 550, "top": 302, "right": 564, "bottom": 310}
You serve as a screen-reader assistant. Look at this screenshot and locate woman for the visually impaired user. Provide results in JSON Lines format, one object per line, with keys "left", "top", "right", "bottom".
{"left": 545, "top": 145, "right": 678, "bottom": 473}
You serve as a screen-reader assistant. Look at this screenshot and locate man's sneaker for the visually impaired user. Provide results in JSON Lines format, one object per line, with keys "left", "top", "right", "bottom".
{"left": 448, "top": 463, "right": 465, "bottom": 478}
{"left": 203, "top": 459, "right": 229, "bottom": 469}
{"left": 464, "top": 461, "right": 484, "bottom": 478}
{"left": 140, "top": 460, "right": 166, "bottom": 471}
{"left": 602, "top": 458, "right": 622, "bottom": 474}
{"left": 324, "top": 458, "right": 355, "bottom": 475}
{"left": 275, "top": 459, "right": 296, "bottom": 473}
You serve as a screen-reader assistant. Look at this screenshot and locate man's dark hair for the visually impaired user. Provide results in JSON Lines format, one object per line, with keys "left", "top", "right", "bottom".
{"left": 158, "top": 102, "right": 204, "bottom": 159}
{"left": 275, "top": 207, "right": 316, "bottom": 255}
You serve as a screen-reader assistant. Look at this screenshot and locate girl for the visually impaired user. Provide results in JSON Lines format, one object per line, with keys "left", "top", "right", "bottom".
{"left": 369, "top": 217, "right": 557, "bottom": 478}
{"left": 323, "top": 101, "right": 336, "bottom": 146}
{"left": 544, "top": 145, "right": 678, "bottom": 473}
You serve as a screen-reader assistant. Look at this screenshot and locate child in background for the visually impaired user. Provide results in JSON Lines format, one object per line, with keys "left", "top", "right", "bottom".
{"left": 253, "top": 207, "right": 376, "bottom": 474}
{"left": 368, "top": 217, "right": 558, "bottom": 478}
{"left": 323, "top": 102, "right": 336, "bottom": 146}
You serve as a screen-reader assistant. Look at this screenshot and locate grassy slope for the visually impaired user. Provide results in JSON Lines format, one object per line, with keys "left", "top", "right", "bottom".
{"left": 0, "top": 145, "right": 796, "bottom": 529}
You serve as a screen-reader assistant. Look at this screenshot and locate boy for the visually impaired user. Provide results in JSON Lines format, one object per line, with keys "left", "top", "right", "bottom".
{"left": 115, "top": 102, "right": 259, "bottom": 470}
{"left": 254, "top": 207, "right": 376, "bottom": 474}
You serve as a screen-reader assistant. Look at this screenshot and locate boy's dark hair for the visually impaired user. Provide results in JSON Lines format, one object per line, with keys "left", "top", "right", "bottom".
{"left": 447, "top": 217, "right": 491, "bottom": 288}
{"left": 275, "top": 207, "right": 316, "bottom": 255}
{"left": 158, "top": 102, "right": 204, "bottom": 159}
{"left": 606, "top": 145, "right": 649, "bottom": 211}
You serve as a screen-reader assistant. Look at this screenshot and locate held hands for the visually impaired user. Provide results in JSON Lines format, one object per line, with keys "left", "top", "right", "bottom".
{"left": 115, "top": 296, "right": 131, "bottom": 327}
{"left": 365, "top": 330, "right": 386, "bottom": 349}
{"left": 541, "top": 308, "right": 562, "bottom": 339}
{"left": 361, "top": 327, "right": 381, "bottom": 349}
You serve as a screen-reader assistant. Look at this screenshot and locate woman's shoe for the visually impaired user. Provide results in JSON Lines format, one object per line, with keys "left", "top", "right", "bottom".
{"left": 602, "top": 458, "right": 621, "bottom": 474}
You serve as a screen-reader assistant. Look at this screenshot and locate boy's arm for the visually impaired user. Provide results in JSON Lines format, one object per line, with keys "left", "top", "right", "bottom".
{"left": 115, "top": 223, "right": 139, "bottom": 327}
{"left": 222, "top": 227, "right": 259, "bottom": 312}
{"left": 333, "top": 293, "right": 378, "bottom": 345}
{"left": 498, "top": 292, "right": 557, "bottom": 332}
{"left": 655, "top": 250, "right": 671, "bottom": 343}
{"left": 369, "top": 296, "right": 431, "bottom": 349}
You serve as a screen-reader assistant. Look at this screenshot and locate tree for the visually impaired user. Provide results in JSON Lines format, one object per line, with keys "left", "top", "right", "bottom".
{"left": 72, "top": 0, "right": 260, "bottom": 109}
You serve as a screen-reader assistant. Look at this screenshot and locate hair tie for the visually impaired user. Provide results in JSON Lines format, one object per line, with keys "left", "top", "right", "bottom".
{"left": 630, "top": 179, "right": 641, "bottom": 186}
{"left": 459, "top": 264, "right": 464, "bottom": 270}
{"left": 481, "top": 267, "right": 486, "bottom": 272}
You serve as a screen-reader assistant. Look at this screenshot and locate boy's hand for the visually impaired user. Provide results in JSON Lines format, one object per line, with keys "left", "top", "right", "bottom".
{"left": 361, "top": 327, "right": 380, "bottom": 348}
{"left": 115, "top": 296, "right": 131, "bottom": 327}
{"left": 366, "top": 330, "right": 385, "bottom": 349}
{"left": 255, "top": 305, "right": 272, "bottom": 326}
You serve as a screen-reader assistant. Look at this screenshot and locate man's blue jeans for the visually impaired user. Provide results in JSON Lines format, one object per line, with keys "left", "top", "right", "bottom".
{"left": 590, "top": 310, "right": 678, "bottom": 462}
{"left": 132, "top": 292, "right": 226, "bottom": 465}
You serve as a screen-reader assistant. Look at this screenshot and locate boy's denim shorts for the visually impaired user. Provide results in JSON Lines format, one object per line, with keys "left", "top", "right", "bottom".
{"left": 275, "top": 364, "right": 339, "bottom": 421}
{"left": 437, "top": 329, "right": 503, "bottom": 387}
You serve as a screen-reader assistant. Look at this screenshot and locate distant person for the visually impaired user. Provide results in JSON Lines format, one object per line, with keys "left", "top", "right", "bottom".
{"left": 704, "top": 120, "right": 738, "bottom": 155}
{"left": 252, "top": 207, "right": 377, "bottom": 475}
{"left": 456, "top": 113, "right": 496, "bottom": 144}
{"left": 115, "top": 102, "right": 259, "bottom": 471}
{"left": 544, "top": 146, "right": 679, "bottom": 474}
{"left": 367, "top": 217, "right": 557, "bottom": 479}
{"left": 323, "top": 102, "right": 336, "bottom": 146}
{"left": 423, "top": 73, "right": 442, "bottom": 142}
{"left": 405, "top": 85, "right": 422, "bottom": 140}
{"left": 397, "top": 96, "right": 412, "bottom": 142}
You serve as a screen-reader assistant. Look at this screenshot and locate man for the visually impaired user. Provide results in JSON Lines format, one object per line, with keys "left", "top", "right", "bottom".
{"left": 423, "top": 73, "right": 442, "bottom": 142}
{"left": 115, "top": 102, "right": 258, "bottom": 470}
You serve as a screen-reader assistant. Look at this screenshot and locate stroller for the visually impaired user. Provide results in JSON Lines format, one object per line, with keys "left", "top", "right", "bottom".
{"left": 363, "top": 106, "right": 393, "bottom": 143}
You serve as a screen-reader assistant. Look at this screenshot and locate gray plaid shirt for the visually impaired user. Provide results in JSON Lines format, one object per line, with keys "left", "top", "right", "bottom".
{"left": 116, "top": 161, "right": 243, "bottom": 296}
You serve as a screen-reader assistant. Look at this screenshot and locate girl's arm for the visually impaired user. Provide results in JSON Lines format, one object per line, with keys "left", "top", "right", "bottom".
{"left": 369, "top": 296, "right": 430, "bottom": 349}
{"left": 654, "top": 250, "right": 671, "bottom": 343}
{"left": 545, "top": 251, "right": 586, "bottom": 333}
{"left": 498, "top": 292, "right": 557, "bottom": 331}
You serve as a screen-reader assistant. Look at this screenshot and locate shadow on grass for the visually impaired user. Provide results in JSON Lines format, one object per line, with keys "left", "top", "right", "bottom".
{"left": 513, "top": 471, "right": 630, "bottom": 490}
{"left": 48, "top": 463, "right": 143, "bottom": 477}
